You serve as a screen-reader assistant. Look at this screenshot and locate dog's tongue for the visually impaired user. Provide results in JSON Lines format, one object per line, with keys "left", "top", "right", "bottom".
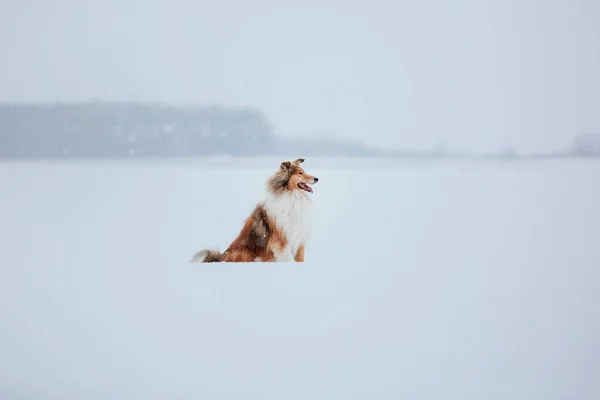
{"left": 300, "top": 183, "right": 313, "bottom": 193}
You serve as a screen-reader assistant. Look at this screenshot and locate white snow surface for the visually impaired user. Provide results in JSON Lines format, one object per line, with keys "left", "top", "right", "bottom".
{"left": 1, "top": 157, "right": 600, "bottom": 399}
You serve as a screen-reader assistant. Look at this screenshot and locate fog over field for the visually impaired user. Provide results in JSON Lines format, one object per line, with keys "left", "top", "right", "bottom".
{"left": 2, "top": 0, "right": 600, "bottom": 398}
{"left": 2, "top": 0, "right": 600, "bottom": 154}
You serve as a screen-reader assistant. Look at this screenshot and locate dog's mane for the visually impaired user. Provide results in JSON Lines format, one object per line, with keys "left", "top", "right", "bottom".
{"left": 266, "top": 163, "right": 299, "bottom": 195}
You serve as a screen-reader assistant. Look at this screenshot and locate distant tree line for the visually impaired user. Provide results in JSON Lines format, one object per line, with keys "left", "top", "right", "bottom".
{"left": 0, "top": 102, "right": 381, "bottom": 158}
{"left": 2, "top": 102, "right": 596, "bottom": 159}
{"left": 569, "top": 133, "right": 600, "bottom": 157}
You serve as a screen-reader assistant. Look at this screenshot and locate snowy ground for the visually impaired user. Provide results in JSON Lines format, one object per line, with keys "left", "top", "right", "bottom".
{"left": 1, "top": 157, "right": 599, "bottom": 399}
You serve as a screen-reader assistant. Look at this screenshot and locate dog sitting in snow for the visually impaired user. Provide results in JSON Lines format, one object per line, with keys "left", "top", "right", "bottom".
{"left": 191, "top": 158, "right": 319, "bottom": 263}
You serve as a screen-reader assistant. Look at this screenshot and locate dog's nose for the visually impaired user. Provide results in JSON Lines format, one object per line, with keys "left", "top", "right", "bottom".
{"left": 314, "top": 177, "right": 319, "bottom": 183}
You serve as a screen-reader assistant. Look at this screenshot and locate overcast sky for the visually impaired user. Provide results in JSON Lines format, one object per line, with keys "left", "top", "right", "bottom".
{"left": 1, "top": 0, "right": 598, "bottom": 152}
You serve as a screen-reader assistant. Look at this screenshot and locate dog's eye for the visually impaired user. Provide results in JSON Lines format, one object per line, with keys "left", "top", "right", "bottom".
{"left": 298, "top": 172, "right": 303, "bottom": 175}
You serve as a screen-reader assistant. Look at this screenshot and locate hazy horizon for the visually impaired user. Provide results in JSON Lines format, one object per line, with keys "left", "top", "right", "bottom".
{"left": 2, "top": 0, "right": 599, "bottom": 153}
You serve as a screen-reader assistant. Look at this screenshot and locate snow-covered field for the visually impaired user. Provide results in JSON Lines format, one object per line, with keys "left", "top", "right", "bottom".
{"left": 1, "top": 157, "right": 599, "bottom": 399}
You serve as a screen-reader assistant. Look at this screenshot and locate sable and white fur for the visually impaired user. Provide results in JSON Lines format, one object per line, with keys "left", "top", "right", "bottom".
{"left": 191, "top": 158, "right": 318, "bottom": 263}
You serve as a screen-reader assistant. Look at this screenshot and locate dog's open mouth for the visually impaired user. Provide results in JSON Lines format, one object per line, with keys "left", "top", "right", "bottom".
{"left": 298, "top": 182, "right": 313, "bottom": 193}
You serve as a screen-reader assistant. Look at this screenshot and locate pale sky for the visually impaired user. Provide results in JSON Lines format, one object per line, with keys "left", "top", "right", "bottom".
{"left": 1, "top": 0, "right": 599, "bottom": 152}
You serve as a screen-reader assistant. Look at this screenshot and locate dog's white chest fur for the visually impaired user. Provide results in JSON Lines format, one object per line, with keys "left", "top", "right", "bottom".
{"left": 263, "top": 191, "right": 311, "bottom": 261}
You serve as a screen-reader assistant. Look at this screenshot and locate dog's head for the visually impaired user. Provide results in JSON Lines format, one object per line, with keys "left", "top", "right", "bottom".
{"left": 267, "top": 158, "right": 319, "bottom": 195}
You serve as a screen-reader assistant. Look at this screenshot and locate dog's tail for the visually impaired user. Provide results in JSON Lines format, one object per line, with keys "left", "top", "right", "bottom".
{"left": 190, "top": 249, "right": 223, "bottom": 263}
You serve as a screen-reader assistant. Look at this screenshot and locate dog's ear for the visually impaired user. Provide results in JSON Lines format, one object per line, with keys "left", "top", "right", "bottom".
{"left": 280, "top": 161, "right": 291, "bottom": 170}
{"left": 293, "top": 158, "right": 305, "bottom": 165}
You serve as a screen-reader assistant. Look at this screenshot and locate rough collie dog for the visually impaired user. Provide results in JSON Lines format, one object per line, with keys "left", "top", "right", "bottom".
{"left": 191, "top": 158, "right": 318, "bottom": 263}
